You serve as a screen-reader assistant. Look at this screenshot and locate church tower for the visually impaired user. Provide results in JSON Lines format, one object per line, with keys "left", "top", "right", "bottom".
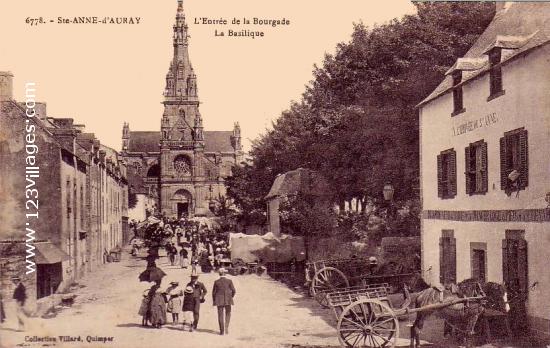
{"left": 161, "top": 0, "right": 201, "bottom": 144}
{"left": 159, "top": 0, "right": 207, "bottom": 217}
{"left": 120, "top": 0, "right": 242, "bottom": 220}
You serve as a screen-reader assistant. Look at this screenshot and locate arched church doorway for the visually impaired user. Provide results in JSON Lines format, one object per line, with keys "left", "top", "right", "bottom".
{"left": 172, "top": 189, "right": 193, "bottom": 219}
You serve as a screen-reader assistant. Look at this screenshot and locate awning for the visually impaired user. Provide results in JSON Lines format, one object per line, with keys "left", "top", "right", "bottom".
{"left": 35, "top": 242, "right": 70, "bottom": 264}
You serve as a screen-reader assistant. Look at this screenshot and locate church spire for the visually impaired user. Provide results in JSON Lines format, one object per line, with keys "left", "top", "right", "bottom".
{"left": 174, "top": 0, "right": 188, "bottom": 56}
{"left": 164, "top": 0, "right": 197, "bottom": 100}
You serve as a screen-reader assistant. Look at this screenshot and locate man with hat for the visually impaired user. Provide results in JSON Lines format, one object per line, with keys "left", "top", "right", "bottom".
{"left": 186, "top": 271, "right": 207, "bottom": 330}
{"left": 12, "top": 276, "right": 27, "bottom": 331}
{"left": 181, "top": 285, "right": 196, "bottom": 331}
{"left": 368, "top": 256, "right": 378, "bottom": 275}
{"left": 212, "top": 268, "right": 236, "bottom": 335}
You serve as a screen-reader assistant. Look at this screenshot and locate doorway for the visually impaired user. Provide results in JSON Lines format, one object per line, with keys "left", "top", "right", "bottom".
{"left": 502, "top": 230, "right": 528, "bottom": 333}
{"left": 177, "top": 202, "right": 189, "bottom": 219}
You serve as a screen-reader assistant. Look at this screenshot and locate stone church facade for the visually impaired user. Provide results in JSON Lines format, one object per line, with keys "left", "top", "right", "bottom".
{"left": 121, "top": 0, "right": 243, "bottom": 219}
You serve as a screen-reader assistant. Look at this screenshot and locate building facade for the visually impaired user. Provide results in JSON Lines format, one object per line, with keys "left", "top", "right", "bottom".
{"left": 419, "top": 3, "right": 550, "bottom": 337}
{"left": 0, "top": 72, "right": 128, "bottom": 313}
{"left": 121, "top": 0, "right": 243, "bottom": 220}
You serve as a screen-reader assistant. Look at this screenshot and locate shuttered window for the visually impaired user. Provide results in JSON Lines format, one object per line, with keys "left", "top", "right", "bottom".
{"left": 439, "top": 230, "right": 456, "bottom": 285}
{"left": 465, "top": 140, "right": 488, "bottom": 195}
{"left": 470, "top": 242, "right": 487, "bottom": 283}
{"left": 451, "top": 71, "right": 464, "bottom": 116}
{"left": 437, "top": 149, "right": 457, "bottom": 199}
{"left": 502, "top": 231, "right": 528, "bottom": 297}
{"left": 488, "top": 48, "right": 503, "bottom": 98}
{"left": 500, "top": 128, "right": 528, "bottom": 193}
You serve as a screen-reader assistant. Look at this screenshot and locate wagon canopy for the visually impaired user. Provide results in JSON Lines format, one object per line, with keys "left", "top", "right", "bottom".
{"left": 229, "top": 232, "right": 305, "bottom": 263}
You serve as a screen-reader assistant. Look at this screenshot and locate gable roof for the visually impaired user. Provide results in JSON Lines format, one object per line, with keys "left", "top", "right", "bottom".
{"left": 127, "top": 131, "right": 161, "bottom": 153}
{"left": 418, "top": 3, "right": 550, "bottom": 108}
{"left": 126, "top": 130, "right": 235, "bottom": 153}
{"left": 204, "top": 131, "right": 234, "bottom": 153}
{"left": 265, "top": 168, "right": 331, "bottom": 200}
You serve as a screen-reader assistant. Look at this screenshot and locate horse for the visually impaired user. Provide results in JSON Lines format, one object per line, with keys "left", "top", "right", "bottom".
{"left": 404, "top": 275, "right": 508, "bottom": 348}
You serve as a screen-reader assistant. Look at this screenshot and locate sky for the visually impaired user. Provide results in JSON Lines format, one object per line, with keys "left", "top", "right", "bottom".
{"left": 0, "top": 0, "right": 416, "bottom": 152}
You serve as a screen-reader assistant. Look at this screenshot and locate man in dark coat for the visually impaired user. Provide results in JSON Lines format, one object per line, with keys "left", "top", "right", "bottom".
{"left": 12, "top": 276, "right": 27, "bottom": 331}
{"left": 212, "top": 268, "right": 236, "bottom": 335}
{"left": 186, "top": 274, "right": 207, "bottom": 329}
{"left": 0, "top": 292, "right": 6, "bottom": 323}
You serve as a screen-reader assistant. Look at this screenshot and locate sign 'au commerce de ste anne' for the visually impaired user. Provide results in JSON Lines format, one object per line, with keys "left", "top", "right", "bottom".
{"left": 452, "top": 112, "right": 499, "bottom": 136}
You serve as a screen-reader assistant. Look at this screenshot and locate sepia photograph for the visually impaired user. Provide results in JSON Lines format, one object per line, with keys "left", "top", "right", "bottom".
{"left": 1, "top": 1, "right": 549, "bottom": 347}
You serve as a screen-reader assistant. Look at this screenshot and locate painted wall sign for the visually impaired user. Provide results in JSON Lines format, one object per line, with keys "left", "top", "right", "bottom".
{"left": 452, "top": 112, "right": 498, "bottom": 136}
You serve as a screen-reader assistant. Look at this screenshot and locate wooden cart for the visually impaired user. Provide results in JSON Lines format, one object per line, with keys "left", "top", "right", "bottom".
{"left": 307, "top": 257, "right": 369, "bottom": 296}
{"left": 307, "top": 257, "right": 417, "bottom": 306}
{"left": 325, "top": 284, "right": 486, "bottom": 348}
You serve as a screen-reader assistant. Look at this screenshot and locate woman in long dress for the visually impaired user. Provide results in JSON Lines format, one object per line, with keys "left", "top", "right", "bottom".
{"left": 179, "top": 247, "right": 189, "bottom": 269}
{"left": 147, "top": 282, "right": 167, "bottom": 328}
{"left": 165, "top": 281, "right": 183, "bottom": 324}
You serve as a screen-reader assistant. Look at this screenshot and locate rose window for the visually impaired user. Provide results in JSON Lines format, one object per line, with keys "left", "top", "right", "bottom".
{"left": 173, "top": 155, "right": 191, "bottom": 175}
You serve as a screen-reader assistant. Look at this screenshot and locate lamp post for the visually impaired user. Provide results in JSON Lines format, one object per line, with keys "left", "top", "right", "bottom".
{"left": 383, "top": 183, "right": 395, "bottom": 202}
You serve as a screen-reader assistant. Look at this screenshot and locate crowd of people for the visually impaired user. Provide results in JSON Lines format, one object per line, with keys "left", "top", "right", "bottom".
{"left": 131, "top": 217, "right": 232, "bottom": 273}
{"left": 135, "top": 216, "right": 237, "bottom": 336}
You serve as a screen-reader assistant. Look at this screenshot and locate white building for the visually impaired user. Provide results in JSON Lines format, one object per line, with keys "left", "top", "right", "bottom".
{"left": 418, "top": 3, "right": 550, "bottom": 338}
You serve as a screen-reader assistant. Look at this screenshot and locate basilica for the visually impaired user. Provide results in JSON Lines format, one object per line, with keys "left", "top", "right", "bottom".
{"left": 121, "top": 0, "right": 243, "bottom": 219}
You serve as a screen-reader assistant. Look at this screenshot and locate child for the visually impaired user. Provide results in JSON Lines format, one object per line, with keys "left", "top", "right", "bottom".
{"left": 181, "top": 286, "right": 196, "bottom": 332}
{"left": 165, "top": 281, "right": 182, "bottom": 324}
{"left": 138, "top": 291, "right": 150, "bottom": 326}
{"left": 191, "top": 254, "right": 199, "bottom": 274}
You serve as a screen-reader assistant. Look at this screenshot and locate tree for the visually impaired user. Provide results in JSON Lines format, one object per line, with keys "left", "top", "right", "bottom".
{"left": 225, "top": 163, "right": 270, "bottom": 227}
{"left": 210, "top": 195, "right": 238, "bottom": 232}
{"left": 128, "top": 191, "right": 138, "bottom": 209}
{"left": 278, "top": 192, "right": 337, "bottom": 259}
{"left": 226, "top": 3, "right": 495, "bottom": 234}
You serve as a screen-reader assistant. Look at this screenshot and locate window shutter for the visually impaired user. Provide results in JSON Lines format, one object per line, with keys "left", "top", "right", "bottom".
{"left": 437, "top": 154, "right": 443, "bottom": 198}
{"left": 519, "top": 129, "right": 528, "bottom": 189}
{"left": 481, "top": 141, "right": 488, "bottom": 193}
{"left": 502, "top": 239, "right": 509, "bottom": 285}
{"left": 439, "top": 237, "right": 444, "bottom": 284}
{"left": 500, "top": 136, "right": 508, "bottom": 191}
{"left": 465, "top": 146, "right": 472, "bottom": 195}
{"left": 449, "top": 150, "right": 457, "bottom": 197}
{"left": 495, "top": 67, "right": 503, "bottom": 92}
{"left": 449, "top": 237, "right": 457, "bottom": 283}
{"left": 471, "top": 251, "right": 480, "bottom": 281}
{"left": 439, "top": 235, "right": 457, "bottom": 285}
{"left": 517, "top": 239, "right": 528, "bottom": 295}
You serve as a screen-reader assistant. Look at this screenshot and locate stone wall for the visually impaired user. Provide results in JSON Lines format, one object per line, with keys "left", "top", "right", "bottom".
{"left": 0, "top": 242, "right": 38, "bottom": 313}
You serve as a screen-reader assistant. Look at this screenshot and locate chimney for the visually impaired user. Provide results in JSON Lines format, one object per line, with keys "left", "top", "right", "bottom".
{"left": 0, "top": 71, "right": 14, "bottom": 101}
{"left": 52, "top": 118, "right": 74, "bottom": 129}
{"left": 34, "top": 102, "right": 47, "bottom": 120}
{"left": 73, "top": 124, "right": 85, "bottom": 133}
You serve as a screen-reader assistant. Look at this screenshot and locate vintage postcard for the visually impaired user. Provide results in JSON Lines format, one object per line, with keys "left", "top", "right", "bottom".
{"left": 1, "top": 1, "right": 549, "bottom": 347}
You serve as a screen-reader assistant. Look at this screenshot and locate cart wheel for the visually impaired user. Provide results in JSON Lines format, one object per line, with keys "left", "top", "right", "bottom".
{"left": 311, "top": 267, "right": 349, "bottom": 297}
{"left": 337, "top": 299, "right": 398, "bottom": 348}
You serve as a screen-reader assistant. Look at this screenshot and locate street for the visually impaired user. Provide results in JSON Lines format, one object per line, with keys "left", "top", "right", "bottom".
{"left": 1, "top": 249, "right": 535, "bottom": 348}
{"left": 2, "top": 249, "right": 341, "bottom": 348}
